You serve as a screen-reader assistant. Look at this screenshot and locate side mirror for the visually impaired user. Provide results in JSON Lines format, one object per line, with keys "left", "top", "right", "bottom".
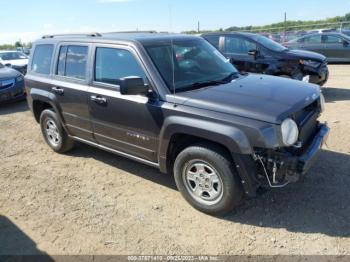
{"left": 119, "top": 76, "right": 149, "bottom": 96}
{"left": 5, "top": 63, "right": 12, "bottom": 67}
{"left": 248, "top": 49, "right": 258, "bottom": 57}
{"left": 343, "top": 40, "right": 349, "bottom": 47}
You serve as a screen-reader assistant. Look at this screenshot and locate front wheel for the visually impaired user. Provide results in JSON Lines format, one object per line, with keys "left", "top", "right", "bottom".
{"left": 173, "top": 143, "right": 243, "bottom": 216}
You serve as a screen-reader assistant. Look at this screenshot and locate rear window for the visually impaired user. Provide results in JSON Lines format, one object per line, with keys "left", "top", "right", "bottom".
{"left": 31, "top": 44, "right": 54, "bottom": 75}
{"left": 56, "top": 45, "right": 88, "bottom": 80}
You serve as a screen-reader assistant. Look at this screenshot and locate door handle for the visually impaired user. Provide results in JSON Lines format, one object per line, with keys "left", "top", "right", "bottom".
{"left": 90, "top": 95, "right": 107, "bottom": 104}
{"left": 51, "top": 86, "right": 64, "bottom": 95}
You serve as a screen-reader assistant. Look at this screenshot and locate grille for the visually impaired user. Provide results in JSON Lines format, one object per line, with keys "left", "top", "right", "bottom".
{"left": 292, "top": 100, "right": 319, "bottom": 146}
{"left": 0, "top": 78, "right": 15, "bottom": 90}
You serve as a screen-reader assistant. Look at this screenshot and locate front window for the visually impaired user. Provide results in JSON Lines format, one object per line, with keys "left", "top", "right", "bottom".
{"left": 144, "top": 39, "right": 238, "bottom": 92}
{"left": 224, "top": 36, "right": 257, "bottom": 54}
{"left": 94, "top": 47, "right": 146, "bottom": 85}
{"left": 250, "top": 34, "right": 288, "bottom": 52}
{"left": 323, "top": 35, "right": 343, "bottom": 44}
{"left": 0, "top": 52, "right": 28, "bottom": 61}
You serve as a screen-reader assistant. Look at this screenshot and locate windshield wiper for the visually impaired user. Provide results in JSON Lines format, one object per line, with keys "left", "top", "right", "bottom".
{"left": 220, "top": 72, "right": 240, "bottom": 82}
{"left": 181, "top": 79, "right": 227, "bottom": 91}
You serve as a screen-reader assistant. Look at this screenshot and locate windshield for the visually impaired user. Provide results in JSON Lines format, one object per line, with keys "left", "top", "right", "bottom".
{"left": 144, "top": 38, "right": 239, "bottom": 92}
{"left": 0, "top": 52, "right": 28, "bottom": 61}
{"left": 251, "top": 34, "right": 288, "bottom": 52}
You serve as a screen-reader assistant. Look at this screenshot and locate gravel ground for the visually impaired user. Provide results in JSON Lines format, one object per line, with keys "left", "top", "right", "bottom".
{"left": 0, "top": 65, "right": 349, "bottom": 256}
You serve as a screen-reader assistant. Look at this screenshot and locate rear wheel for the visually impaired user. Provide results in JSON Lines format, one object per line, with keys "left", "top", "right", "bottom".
{"left": 173, "top": 143, "right": 243, "bottom": 216}
{"left": 40, "top": 109, "right": 74, "bottom": 153}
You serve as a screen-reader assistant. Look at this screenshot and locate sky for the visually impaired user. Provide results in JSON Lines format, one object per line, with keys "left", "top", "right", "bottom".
{"left": 1, "top": 0, "right": 350, "bottom": 44}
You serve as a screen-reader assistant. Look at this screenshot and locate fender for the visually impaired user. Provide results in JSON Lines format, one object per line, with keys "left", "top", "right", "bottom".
{"left": 158, "top": 116, "right": 252, "bottom": 173}
{"left": 29, "top": 88, "right": 68, "bottom": 132}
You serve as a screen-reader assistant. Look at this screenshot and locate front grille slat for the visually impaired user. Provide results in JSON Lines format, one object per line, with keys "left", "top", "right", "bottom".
{"left": 293, "top": 100, "right": 320, "bottom": 146}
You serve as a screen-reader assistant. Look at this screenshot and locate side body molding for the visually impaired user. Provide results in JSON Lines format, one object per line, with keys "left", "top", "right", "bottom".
{"left": 158, "top": 116, "right": 252, "bottom": 173}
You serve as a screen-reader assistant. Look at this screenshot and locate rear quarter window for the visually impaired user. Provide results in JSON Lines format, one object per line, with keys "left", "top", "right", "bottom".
{"left": 204, "top": 35, "right": 220, "bottom": 49}
{"left": 31, "top": 44, "right": 54, "bottom": 75}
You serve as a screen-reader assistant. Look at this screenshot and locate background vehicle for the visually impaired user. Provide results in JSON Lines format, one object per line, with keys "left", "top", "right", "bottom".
{"left": 202, "top": 32, "right": 329, "bottom": 86}
{"left": 16, "top": 46, "right": 31, "bottom": 56}
{"left": 25, "top": 33, "right": 328, "bottom": 215}
{"left": 285, "top": 32, "right": 350, "bottom": 63}
{"left": 0, "top": 62, "right": 25, "bottom": 103}
{"left": 0, "top": 51, "right": 29, "bottom": 75}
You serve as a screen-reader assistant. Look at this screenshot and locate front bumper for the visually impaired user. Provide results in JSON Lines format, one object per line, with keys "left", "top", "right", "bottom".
{"left": 305, "top": 64, "right": 329, "bottom": 86}
{"left": 0, "top": 80, "right": 26, "bottom": 103}
{"left": 256, "top": 123, "right": 330, "bottom": 187}
{"left": 294, "top": 123, "right": 329, "bottom": 174}
{"left": 284, "top": 123, "right": 330, "bottom": 175}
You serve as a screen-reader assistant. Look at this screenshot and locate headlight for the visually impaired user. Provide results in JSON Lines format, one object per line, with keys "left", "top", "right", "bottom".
{"left": 281, "top": 118, "right": 299, "bottom": 146}
{"left": 16, "top": 75, "right": 24, "bottom": 82}
{"left": 319, "top": 93, "right": 325, "bottom": 113}
{"left": 300, "top": 59, "right": 321, "bottom": 68}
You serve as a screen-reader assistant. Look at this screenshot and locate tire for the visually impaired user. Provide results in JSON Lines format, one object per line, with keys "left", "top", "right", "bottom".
{"left": 40, "top": 109, "right": 74, "bottom": 153}
{"left": 173, "top": 143, "right": 243, "bottom": 216}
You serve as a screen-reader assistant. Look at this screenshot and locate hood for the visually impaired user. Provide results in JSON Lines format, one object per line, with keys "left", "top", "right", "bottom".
{"left": 0, "top": 67, "right": 21, "bottom": 79}
{"left": 173, "top": 74, "right": 321, "bottom": 124}
{"left": 283, "top": 49, "right": 326, "bottom": 62}
{"left": 2, "top": 59, "right": 28, "bottom": 67}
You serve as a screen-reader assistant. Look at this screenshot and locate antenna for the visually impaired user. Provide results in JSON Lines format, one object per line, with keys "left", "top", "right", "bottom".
{"left": 168, "top": 1, "right": 176, "bottom": 98}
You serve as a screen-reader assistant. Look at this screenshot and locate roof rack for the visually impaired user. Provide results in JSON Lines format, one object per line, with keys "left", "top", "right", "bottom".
{"left": 104, "top": 30, "right": 158, "bottom": 34}
{"left": 42, "top": 32, "right": 102, "bottom": 39}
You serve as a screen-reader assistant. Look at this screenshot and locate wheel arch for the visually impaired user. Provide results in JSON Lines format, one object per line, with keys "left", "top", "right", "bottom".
{"left": 158, "top": 116, "right": 252, "bottom": 174}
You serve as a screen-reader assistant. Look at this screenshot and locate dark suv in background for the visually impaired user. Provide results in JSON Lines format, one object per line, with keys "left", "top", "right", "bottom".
{"left": 26, "top": 32, "right": 329, "bottom": 215}
{"left": 202, "top": 32, "right": 329, "bottom": 86}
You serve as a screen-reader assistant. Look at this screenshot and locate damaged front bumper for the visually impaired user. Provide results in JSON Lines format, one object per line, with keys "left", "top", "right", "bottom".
{"left": 256, "top": 123, "right": 330, "bottom": 187}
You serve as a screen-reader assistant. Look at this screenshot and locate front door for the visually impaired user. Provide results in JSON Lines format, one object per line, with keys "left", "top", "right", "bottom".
{"left": 88, "top": 45, "right": 163, "bottom": 163}
{"left": 223, "top": 36, "right": 266, "bottom": 73}
{"left": 322, "top": 34, "right": 350, "bottom": 62}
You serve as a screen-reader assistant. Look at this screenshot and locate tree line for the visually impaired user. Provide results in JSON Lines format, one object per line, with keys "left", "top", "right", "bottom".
{"left": 0, "top": 41, "right": 32, "bottom": 51}
{"left": 183, "top": 12, "right": 350, "bottom": 34}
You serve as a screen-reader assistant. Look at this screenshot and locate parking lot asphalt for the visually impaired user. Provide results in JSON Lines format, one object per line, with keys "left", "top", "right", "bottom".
{"left": 0, "top": 65, "right": 349, "bottom": 255}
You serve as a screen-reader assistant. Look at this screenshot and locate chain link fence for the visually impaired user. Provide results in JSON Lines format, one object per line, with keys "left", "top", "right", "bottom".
{"left": 239, "top": 21, "right": 350, "bottom": 43}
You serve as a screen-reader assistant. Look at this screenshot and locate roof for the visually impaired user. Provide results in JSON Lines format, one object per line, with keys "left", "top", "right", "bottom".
{"left": 202, "top": 31, "right": 257, "bottom": 37}
{"left": 36, "top": 32, "right": 200, "bottom": 45}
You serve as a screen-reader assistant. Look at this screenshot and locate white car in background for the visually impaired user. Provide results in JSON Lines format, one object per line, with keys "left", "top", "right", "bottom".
{"left": 0, "top": 51, "right": 29, "bottom": 74}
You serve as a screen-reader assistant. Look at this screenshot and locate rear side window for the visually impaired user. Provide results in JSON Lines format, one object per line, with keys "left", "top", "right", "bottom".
{"left": 56, "top": 45, "right": 88, "bottom": 80}
{"left": 94, "top": 47, "right": 146, "bottom": 85}
{"left": 31, "top": 44, "right": 54, "bottom": 74}
{"left": 303, "top": 35, "right": 322, "bottom": 44}
{"left": 205, "top": 35, "right": 220, "bottom": 49}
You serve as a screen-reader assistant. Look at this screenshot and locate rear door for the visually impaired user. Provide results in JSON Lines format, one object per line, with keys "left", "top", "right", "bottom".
{"left": 51, "top": 43, "right": 94, "bottom": 140}
{"left": 87, "top": 44, "right": 162, "bottom": 163}
{"left": 322, "top": 34, "right": 350, "bottom": 62}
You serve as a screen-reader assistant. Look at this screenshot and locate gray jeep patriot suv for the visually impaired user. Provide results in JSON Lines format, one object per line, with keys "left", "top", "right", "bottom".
{"left": 26, "top": 32, "right": 329, "bottom": 215}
